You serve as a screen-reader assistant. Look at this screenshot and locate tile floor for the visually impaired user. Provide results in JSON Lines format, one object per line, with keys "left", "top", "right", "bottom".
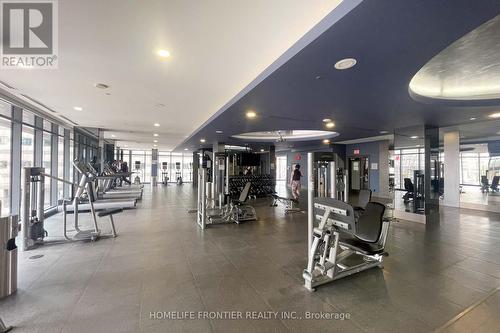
{"left": 1, "top": 185, "right": 500, "bottom": 332}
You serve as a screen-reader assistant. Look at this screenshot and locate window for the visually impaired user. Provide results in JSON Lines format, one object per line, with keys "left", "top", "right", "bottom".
{"left": 159, "top": 152, "right": 171, "bottom": 183}
{"left": 43, "top": 131, "right": 52, "bottom": 208}
{"left": 171, "top": 153, "right": 182, "bottom": 182}
{"left": 58, "top": 135, "right": 64, "bottom": 199}
{"left": 21, "top": 126, "right": 34, "bottom": 168}
{"left": 131, "top": 150, "right": 146, "bottom": 183}
{"left": 0, "top": 117, "right": 11, "bottom": 214}
{"left": 183, "top": 154, "right": 192, "bottom": 182}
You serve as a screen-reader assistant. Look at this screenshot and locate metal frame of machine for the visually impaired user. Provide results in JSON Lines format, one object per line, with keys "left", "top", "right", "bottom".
{"left": 303, "top": 197, "right": 390, "bottom": 291}
{"left": 20, "top": 167, "right": 121, "bottom": 251}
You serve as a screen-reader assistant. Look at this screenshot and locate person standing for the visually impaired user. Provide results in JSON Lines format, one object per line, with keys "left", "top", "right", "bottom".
{"left": 290, "top": 164, "right": 302, "bottom": 201}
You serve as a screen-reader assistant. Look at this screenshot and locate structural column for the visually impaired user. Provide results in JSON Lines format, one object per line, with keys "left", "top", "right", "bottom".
{"left": 192, "top": 151, "right": 200, "bottom": 187}
{"left": 10, "top": 105, "right": 22, "bottom": 215}
{"left": 424, "top": 126, "right": 440, "bottom": 224}
{"left": 51, "top": 124, "right": 58, "bottom": 205}
{"left": 151, "top": 148, "right": 158, "bottom": 186}
{"left": 63, "top": 129, "right": 71, "bottom": 198}
{"left": 34, "top": 116, "right": 43, "bottom": 167}
{"left": 443, "top": 131, "right": 460, "bottom": 208}
{"left": 378, "top": 140, "right": 390, "bottom": 199}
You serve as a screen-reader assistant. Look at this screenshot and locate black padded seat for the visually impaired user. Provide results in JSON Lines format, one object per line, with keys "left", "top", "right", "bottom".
{"left": 271, "top": 194, "right": 298, "bottom": 204}
{"left": 98, "top": 208, "right": 123, "bottom": 217}
{"left": 339, "top": 237, "right": 386, "bottom": 255}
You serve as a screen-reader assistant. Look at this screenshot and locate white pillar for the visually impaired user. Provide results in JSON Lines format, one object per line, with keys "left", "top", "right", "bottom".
{"left": 444, "top": 131, "right": 460, "bottom": 207}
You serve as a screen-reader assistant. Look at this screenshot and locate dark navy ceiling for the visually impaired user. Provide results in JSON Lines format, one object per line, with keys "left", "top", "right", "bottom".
{"left": 177, "top": 0, "right": 500, "bottom": 151}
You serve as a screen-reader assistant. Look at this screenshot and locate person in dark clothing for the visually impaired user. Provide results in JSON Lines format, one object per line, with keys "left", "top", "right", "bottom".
{"left": 290, "top": 164, "right": 302, "bottom": 201}
{"left": 121, "top": 161, "right": 131, "bottom": 185}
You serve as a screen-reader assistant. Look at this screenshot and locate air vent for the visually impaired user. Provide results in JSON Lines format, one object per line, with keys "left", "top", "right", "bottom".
{"left": 20, "top": 94, "right": 57, "bottom": 113}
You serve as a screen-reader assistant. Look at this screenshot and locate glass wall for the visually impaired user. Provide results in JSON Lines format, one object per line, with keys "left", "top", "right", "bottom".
{"left": 58, "top": 133, "right": 64, "bottom": 199}
{"left": 392, "top": 148, "right": 425, "bottom": 190}
{"left": 0, "top": 117, "right": 11, "bottom": 214}
{"left": 42, "top": 131, "right": 52, "bottom": 208}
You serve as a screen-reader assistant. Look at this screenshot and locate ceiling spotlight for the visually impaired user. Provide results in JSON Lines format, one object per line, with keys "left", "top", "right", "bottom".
{"left": 73, "top": 106, "right": 83, "bottom": 111}
{"left": 94, "top": 83, "right": 110, "bottom": 89}
{"left": 154, "top": 123, "right": 160, "bottom": 127}
{"left": 410, "top": 135, "right": 419, "bottom": 139}
{"left": 200, "top": 139, "right": 206, "bottom": 143}
{"left": 153, "top": 133, "right": 159, "bottom": 137}
{"left": 323, "top": 139, "right": 331, "bottom": 144}
{"left": 216, "top": 130, "right": 223, "bottom": 134}
{"left": 334, "top": 58, "right": 357, "bottom": 70}
{"left": 470, "top": 117, "right": 476, "bottom": 121}
{"left": 380, "top": 130, "right": 389, "bottom": 134}
{"left": 246, "top": 110, "right": 257, "bottom": 119}
{"left": 154, "top": 144, "right": 158, "bottom": 147}
{"left": 184, "top": 148, "right": 188, "bottom": 151}
{"left": 325, "top": 122, "right": 335, "bottom": 129}
{"left": 111, "top": 134, "right": 116, "bottom": 138}
{"left": 322, "top": 118, "right": 332, "bottom": 123}
{"left": 260, "top": 149, "right": 265, "bottom": 152}
{"left": 157, "top": 50, "right": 171, "bottom": 58}
{"left": 489, "top": 113, "right": 500, "bottom": 118}
{"left": 153, "top": 140, "right": 158, "bottom": 143}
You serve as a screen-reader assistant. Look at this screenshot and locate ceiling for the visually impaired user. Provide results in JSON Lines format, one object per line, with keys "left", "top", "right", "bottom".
{"left": 178, "top": 0, "right": 500, "bottom": 151}
{"left": 410, "top": 14, "right": 500, "bottom": 102}
{"left": 0, "top": 0, "right": 343, "bottom": 150}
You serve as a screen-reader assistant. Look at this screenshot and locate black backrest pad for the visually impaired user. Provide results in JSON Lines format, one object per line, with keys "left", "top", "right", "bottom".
{"left": 492, "top": 176, "right": 499, "bottom": 187}
{"left": 238, "top": 182, "right": 252, "bottom": 202}
{"left": 357, "top": 189, "right": 372, "bottom": 209}
{"left": 404, "top": 178, "right": 414, "bottom": 191}
{"left": 355, "top": 202, "right": 386, "bottom": 243}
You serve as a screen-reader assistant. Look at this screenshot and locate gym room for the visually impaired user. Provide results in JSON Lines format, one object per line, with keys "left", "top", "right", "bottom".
{"left": 1, "top": 1, "right": 500, "bottom": 332}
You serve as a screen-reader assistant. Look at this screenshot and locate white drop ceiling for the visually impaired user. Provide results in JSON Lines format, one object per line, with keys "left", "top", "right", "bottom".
{"left": 0, "top": 0, "right": 342, "bottom": 151}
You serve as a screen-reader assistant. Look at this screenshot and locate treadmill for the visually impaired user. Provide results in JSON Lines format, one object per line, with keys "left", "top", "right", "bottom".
{"left": 62, "top": 161, "right": 137, "bottom": 212}
{"left": 86, "top": 163, "right": 142, "bottom": 199}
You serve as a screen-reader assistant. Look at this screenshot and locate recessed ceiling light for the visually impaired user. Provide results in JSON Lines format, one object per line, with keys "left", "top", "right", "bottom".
{"left": 325, "top": 122, "right": 335, "bottom": 129}
{"left": 154, "top": 123, "right": 160, "bottom": 127}
{"left": 489, "top": 112, "right": 500, "bottom": 118}
{"left": 322, "top": 118, "right": 332, "bottom": 123}
{"left": 111, "top": 134, "right": 115, "bottom": 138}
{"left": 246, "top": 110, "right": 257, "bottom": 119}
{"left": 323, "top": 139, "right": 330, "bottom": 144}
{"left": 153, "top": 140, "right": 158, "bottom": 143}
{"left": 216, "top": 130, "right": 223, "bottom": 134}
{"left": 154, "top": 144, "right": 158, "bottom": 147}
{"left": 200, "top": 139, "right": 206, "bottom": 143}
{"left": 334, "top": 58, "right": 357, "bottom": 70}
{"left": 184, "top": 148, "right": 188, "bottom": 151}
{"left": 410, "top": 135, "right": 419, "bottom": 139}
{"left": 157, "top": 50, "right": 171, "bottom": 58}
{"left": 380, "top": 130, "right": 389, "bottom": 134}
{"left": 470, "top": 117, "right": 477, "bottom": 121}
{"left": 260, "top": 149, "right": 265, "bottom": 152}
{"left": 73, "top": 106, "right": 83, "bottom": 111}
{"left": 94, "top": 83, "right": 110, "bottom": 89}
{"left": 153, "top": 133, "right": 159, "bottom": 137}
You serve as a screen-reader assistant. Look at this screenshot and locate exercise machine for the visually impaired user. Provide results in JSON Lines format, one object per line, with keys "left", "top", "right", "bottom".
{"left": 491, "top": 176, "right": 499, "bottom": 193}
{"left": 161, "top": 162, "right": 169, "bottom": 185}
{"left": 481, "top": 175, "right": 489, "bottom": 193}
{"left": 196, "top": 164, "right": 256, "bottom": 229}
{"left": 133, "top": 161, "right": 142, "bottom": 184}
{"left": 20, "top": 167, "right": 123, "bottom": 251}
{"left": 269, "top": 194, "right": 301, "bottom": 214}
{"left": 303, "top": 197, "right": 390, "bottom": 291}
{"left": 175, "top": 162, "right": 183, "bottom": 185}
{"left": 0, "top": 317, "right": 12, "bottom": 333}
{"left": 87, "top": 162, "right": 142, "bottom": 200}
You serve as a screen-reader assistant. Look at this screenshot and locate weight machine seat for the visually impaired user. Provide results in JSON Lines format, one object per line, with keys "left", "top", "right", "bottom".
{"left": 339, "top": 202, "right": 386, "bottom": 255}
{"left": 232, "top": 182, "right": 252, "bottom": 205}
{"left": 98, "top": 208, "right": 123, "bottom": 217}
{"left": 491, "top": 176, "right": 499, "bottom": 191}
{"left": 270, "top": 194, "right": 299, "bottom": 204}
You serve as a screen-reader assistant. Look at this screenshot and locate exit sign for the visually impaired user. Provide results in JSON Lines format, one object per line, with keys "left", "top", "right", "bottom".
{"left": 353, "top": 149, "right": 360, "bottom": 155}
